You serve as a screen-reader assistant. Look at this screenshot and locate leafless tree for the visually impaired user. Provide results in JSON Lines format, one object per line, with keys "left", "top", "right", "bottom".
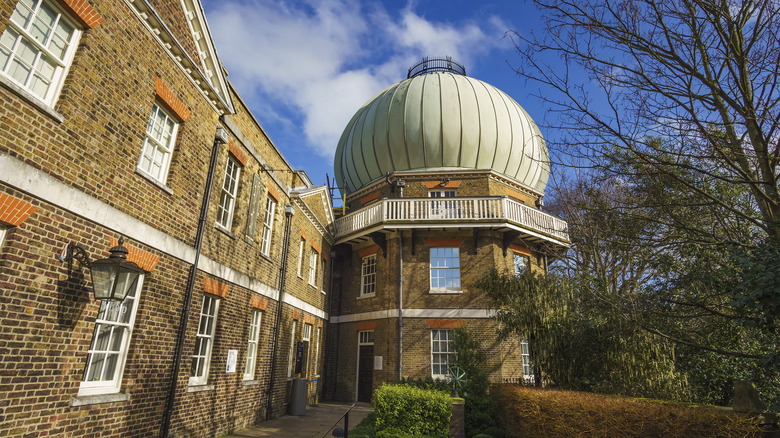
{"left": 512, "top": 0, "right": 780, "bottom": 243}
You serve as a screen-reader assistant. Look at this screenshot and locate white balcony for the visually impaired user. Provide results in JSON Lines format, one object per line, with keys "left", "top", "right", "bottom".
{"left": 332, "top": 197, "right": 569, "bottom": 246}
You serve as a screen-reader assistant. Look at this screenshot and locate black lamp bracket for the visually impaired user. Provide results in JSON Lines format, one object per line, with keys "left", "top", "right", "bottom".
{"left": 59, "top": 242, "right": 92, "bottom": 276}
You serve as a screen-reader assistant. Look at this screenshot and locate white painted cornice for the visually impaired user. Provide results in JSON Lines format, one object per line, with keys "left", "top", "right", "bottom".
{"left": 123, "top": 0, "right": 234, "bottom": 113}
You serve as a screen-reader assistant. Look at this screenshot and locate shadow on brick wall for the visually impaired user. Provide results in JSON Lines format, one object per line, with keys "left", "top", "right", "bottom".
{"left": 57, "top": 271, "right": 90, "bottom": 328}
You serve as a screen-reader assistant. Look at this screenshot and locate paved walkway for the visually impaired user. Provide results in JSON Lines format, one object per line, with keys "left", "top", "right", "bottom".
{"left": 227, "top": 402, "right": 374, "bottom": 438}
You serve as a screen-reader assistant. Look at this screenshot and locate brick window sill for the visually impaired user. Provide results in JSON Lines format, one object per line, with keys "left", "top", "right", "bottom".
{"left": 70, "top": 392, "right": 130, "bottom": 406}
{"left": 357, "top": 294, "right": 375, "bottom": 300}
{"left": 242, "top": 380, "right": 260, "bottom": 387}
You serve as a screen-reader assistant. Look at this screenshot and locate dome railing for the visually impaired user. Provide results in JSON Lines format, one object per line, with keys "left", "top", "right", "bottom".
{"left": 332, "top": 196, "right": 569, "bottom": 245}
{"left": 407, "top": 56, "right": 466, "bottom": 78}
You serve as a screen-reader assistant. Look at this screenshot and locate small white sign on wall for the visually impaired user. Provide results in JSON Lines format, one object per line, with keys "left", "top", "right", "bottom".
{"left": 226, "top": 349, "right": 238, "bottom": 373}
{"left": 374, "top": 356, "right": 383, "bottom": 371}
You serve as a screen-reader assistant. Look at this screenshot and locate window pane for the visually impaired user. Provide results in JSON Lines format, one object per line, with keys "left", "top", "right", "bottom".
{"left": 30, "top": 17, "right": 51, "bottom": 46}
{"left": 86, "top": 353, "right": 104, "bottom": 381}
{"left": 92, "top": 325, "right": 110, "bottom": 351}
{"left": 9, "top": 56, "right": 32, "bottom": 84}
{"left": 101, "top": 354, "right": 118, "bottom": 380}
{"left": 10, "top": 1, "right": 33, "bottom": 27}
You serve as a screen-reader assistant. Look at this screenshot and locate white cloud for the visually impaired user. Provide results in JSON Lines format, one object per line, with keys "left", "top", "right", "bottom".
{"left": 203, "top": 0, "right": 508, "bottom": 159}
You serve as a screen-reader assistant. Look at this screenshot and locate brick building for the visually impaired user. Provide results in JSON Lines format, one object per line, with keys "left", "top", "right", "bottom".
{"left": 0, "top": 0, "right": 331, "bottom": 436}
{"left": 0, "top": 1, "right": 568, "bottom": 436}
{"left": 323, "top": 58, "right": 570, "bottom": 402}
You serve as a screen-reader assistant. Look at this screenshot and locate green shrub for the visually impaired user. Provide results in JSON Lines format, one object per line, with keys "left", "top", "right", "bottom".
{"left": 393, "top": 376, "right": 451, "bottom": 393}
{"left": 472, "top": 435, "right": 493, "bottom": 438}
{"left": 375, "top": 428, "right": 410, "bottom": 438}
{"left": 452, "top": 327, "right": 497, "bottom": 437}
{"left": 350, "top": 411, "right": 376, "bottom": 438}
{"left": 480, "top": 426, "right": 506, "bottom": 438}
{"left": 374, "top": 384, "right": 452, "bottom": 437}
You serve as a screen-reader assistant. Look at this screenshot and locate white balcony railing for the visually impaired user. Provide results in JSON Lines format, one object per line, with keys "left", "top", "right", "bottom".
{"left": 333, "top": 197, "right": 569, "bottom": 243}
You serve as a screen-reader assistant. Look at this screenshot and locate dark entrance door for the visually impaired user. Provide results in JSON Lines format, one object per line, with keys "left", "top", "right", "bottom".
{"left": 357, "top": 345, "right": 374, "bottom": 402}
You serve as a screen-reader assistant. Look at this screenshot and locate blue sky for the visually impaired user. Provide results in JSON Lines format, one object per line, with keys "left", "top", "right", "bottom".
{"left": 201, "top": 0, "right": 550, "bottom": 189}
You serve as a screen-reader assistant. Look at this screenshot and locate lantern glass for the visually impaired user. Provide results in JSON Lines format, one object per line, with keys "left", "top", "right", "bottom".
{"left": 91, "top": 259, "right": 142, "bottom": 301}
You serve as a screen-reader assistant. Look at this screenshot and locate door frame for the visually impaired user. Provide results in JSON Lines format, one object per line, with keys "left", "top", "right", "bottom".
{"left": 355, "top": 330, "right": 374, "bottom": 401}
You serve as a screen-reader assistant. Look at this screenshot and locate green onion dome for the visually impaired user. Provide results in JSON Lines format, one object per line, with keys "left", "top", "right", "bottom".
{"left": 334, "top": 64, "right": 549, "bottom": 196}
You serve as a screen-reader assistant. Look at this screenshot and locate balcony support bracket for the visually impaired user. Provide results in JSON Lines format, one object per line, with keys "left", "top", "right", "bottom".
{"left": 369, "top": 232, "right": 387, "bottom": 256}
{"left": 502, "top": 230, "right": 521, "bottom": 257}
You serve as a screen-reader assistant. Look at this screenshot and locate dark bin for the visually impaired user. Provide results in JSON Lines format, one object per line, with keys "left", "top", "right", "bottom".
{"left": 288, "top": 378, "right": 307, "bottom": 416}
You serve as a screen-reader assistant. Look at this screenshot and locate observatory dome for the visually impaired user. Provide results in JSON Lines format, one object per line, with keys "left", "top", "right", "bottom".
{"left": 333, "top": 63, "right": 550, "bottom": 196}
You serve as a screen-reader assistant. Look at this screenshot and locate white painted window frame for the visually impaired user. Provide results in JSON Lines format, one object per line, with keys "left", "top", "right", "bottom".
{"left": 136, "top": 103, "right": 179, "bottom": 185}
{"left": 260, "top": 197, "right": 276, "bottom": 255}
{"left": 189, "top": 295, "right": 219, "bottom": 386}
{"left": 0, "top": 224, "right": 9, "bottom": 249}
{"left": 521, "top": 339, "right": 534, "bottom": 381}
{"left": 429, "top": 247, "right": 461, "bottom": 292}
{"left": 296, "top": 238, "right": 305, "bottom": 277}
{"left": 287, "top": 319, "right": 297, "bottom": 378}
{"left": 243, "top": 309, "right": 262, "bottom": 381}
{"left": 308, "top": 248, "right": 318, "bottom": 287}
{"left": 360, "top": 253, "right": 376, "bottom": 297}
{"left": 302, "top": 323, "right": 312, "bottom": 377}
{"left": 428, "top": 189, "right": 457, "bottom": 218}
{"left": 513, "top": 253, "right": 529, "bottom": 277}
{"left": 431, "top": 329, "right": 455, "bottom": 380}
{"left": 216, "top": 156, "right": 240, "bottom": 231}
{"left": 0, "top": 0, "right": 81, "bottom": 106}
{"left": 313, "top": 327, "right": 321, "bottom": 377}
{"left": 78, "top": 275, "right": 144, "bottom": 396}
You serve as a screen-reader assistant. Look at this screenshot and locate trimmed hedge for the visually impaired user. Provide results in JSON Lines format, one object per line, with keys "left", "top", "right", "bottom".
{"left": 374, "top": 384, "right": 452, "bottom": 437}
{"left": 494, "top": 384, "right": 764, "bottom": 438}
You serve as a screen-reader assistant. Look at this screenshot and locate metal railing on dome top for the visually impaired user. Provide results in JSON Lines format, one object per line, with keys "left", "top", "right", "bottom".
{"left": 407, "top": 56, "right": 467, "bottom": 78}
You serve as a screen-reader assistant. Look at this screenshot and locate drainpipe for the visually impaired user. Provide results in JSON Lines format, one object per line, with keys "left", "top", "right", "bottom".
{"left": 266, "top": 203, "right": 295, "bottom": 420}
{"left": 160, "top": 125, "right": 229, "bottom": 438}
{"left": 397, "top": 232, "right": 404, "bottom": 381}
{"left": 323, "top": 249, "right": 337, "bottom": 399}
{"left": 394, "top": 177, "right": 405, "bottom": 381}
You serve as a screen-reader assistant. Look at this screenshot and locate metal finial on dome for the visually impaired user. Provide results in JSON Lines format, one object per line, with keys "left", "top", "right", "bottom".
{"left": 407, "top": 56, "right": 466, "bottom": 78}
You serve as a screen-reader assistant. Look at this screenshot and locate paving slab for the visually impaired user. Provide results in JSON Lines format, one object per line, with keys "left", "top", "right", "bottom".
{"left": 227, "top": 402, "right": 373, "bottom": 438}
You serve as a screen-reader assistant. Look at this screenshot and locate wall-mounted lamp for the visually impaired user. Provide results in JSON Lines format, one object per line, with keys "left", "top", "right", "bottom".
{"left": 439, "top": 178, "right": 450, "bottom": 187}
{"left": 59, "top": 237, "right": 143, "bottom": 301}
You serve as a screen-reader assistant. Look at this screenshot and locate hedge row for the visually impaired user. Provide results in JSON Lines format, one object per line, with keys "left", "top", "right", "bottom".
{"left": 494, "top": 384, "right": 764, "bottom": 438}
